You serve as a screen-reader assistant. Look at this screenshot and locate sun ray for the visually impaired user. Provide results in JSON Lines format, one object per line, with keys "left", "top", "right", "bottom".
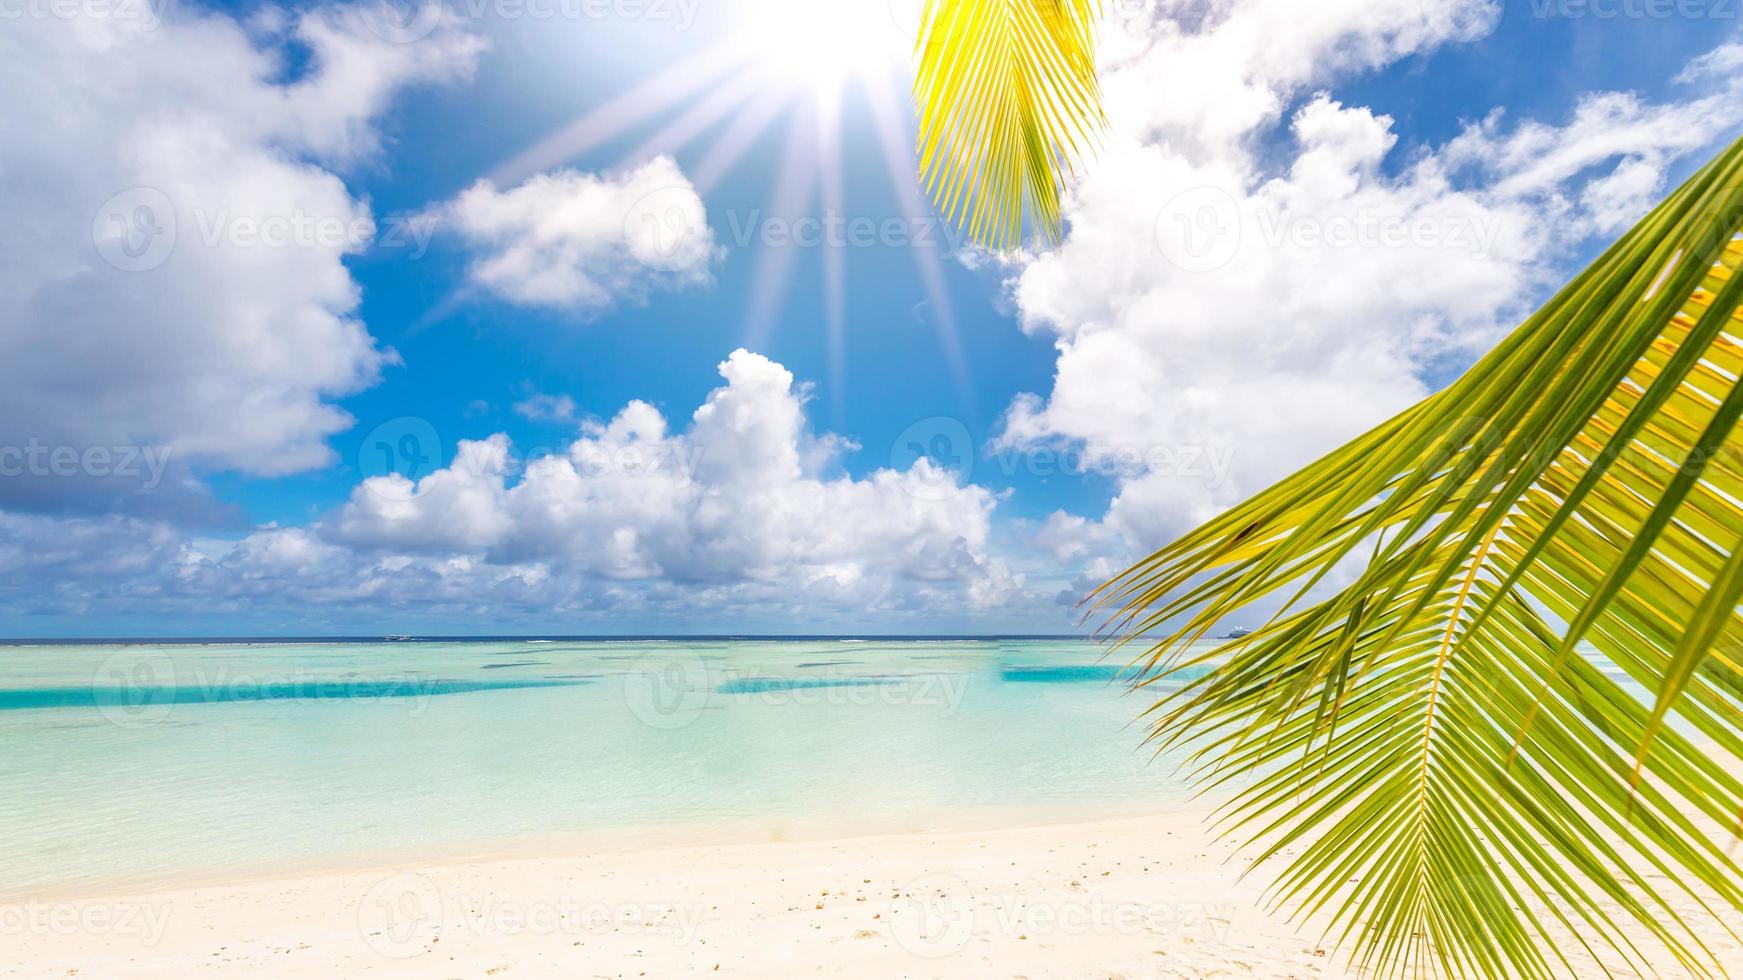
{"left": 865, "top": 70, "right": 977, "bottom": 414}
{"left": 742, "top": 110, "right": 823, "bottom": 349}
{"left": 489, "top": 45, "right": 747, "bottom": 186}
{"left": 690, "top": 86, "right": 799, "bottom": 194}
{"left": 817, "top": 84, "right": 848, "bottom": 428}
{"left": 623, "top": 65, "right": 768, "bottom": 169}
{"left": 476, "top": 2, "right": 973, "bottom": 426}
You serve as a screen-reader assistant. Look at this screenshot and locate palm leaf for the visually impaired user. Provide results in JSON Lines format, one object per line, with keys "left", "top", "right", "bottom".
{"left": 912, "top": 0, "right": 1104, "bottom": 251}
{"left": 1095, "top": 133, "right": 1743, "bottom": 978}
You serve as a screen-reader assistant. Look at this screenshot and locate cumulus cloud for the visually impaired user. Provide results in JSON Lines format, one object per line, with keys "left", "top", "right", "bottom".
{"left": 1000, "top": 3, "right": 1743, "bottom": 563}
{"left": 443, "top": 157, "right": 719, "bottom": 313}
{"left": 329, "top": 350, "right": 1016, "bottom": 606}
{"left": 0, "top": 4, "right": 482, "bottom": 514}
{"left": 0, "top": 7, "right": 1016, "bottom": 629}
{"left": 0, "top": 352, "right": 1027, "bottom": 628}
{"left": 10, "top": 0, "right": 1737, "bottom": 633}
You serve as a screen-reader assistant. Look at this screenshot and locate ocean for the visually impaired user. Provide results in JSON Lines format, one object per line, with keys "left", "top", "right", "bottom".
{"left": 0, "top": 638, "right": 1212, "bottom": 894}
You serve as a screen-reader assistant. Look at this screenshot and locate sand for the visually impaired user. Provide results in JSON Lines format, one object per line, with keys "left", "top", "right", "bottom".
{"left": 3, "top": 809, "right": 1736, "bottom": 978}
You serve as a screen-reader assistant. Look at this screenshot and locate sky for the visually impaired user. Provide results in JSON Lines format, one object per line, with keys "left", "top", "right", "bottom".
{"left": 2, "top": 0, "right": 1741, "bottom": 636}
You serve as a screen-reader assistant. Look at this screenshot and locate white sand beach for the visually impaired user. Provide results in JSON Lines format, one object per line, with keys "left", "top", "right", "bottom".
{"left": 1, "top": 810, "right": 1322, "bottom": 978}
{"left": 8, "top": 808, "right": 1735, "bottom": 979}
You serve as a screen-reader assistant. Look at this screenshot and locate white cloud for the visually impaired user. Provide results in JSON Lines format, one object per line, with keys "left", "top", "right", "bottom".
{"left": 512, "top": 393, "right": 581, "bottom": 424}
{"left": 1676, "top": 40, "right": 1743, "bottom": 84}
{"left": 0, "top": 4, "right": 482, "bottom": 512}
{"left": 8, "top": 1, "right": 1738, "bottom": 633}
{"left": 1026, "top": 511, "right": 1108, "bottom": 564}
{"left": 0, "top": 353, "right": 1024, "bottom": 627}
{"left": 1000, "top": 5, "right": 1743, "bottom": 562}
{"left": 330, "top": 350, "right": 1018, "bottom": 608}
{"left": 1439, "top": 77, "right": 1743, "bottom": 236}
{"left": 1096, "top": 0, "right": 1499, "bottom": 157}
{"left": 444, "top": 157, "right": 719, "bottom": 313}
{"left": 0, "top": 355, "right": 1028, "bottom": 626}
{"left": 0, "top": 512, "right": 570, "bottom": 622}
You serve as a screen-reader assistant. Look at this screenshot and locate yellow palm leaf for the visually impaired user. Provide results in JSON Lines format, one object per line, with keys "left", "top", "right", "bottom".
{"left": 913, "top": 0, "right": 1105, "bottom": 251}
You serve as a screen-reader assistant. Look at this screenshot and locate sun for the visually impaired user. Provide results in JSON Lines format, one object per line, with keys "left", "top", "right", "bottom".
{"left": 481, "top": 0, "right": 973, "bottom": 419}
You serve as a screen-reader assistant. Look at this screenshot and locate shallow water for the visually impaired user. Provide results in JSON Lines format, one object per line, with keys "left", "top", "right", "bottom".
{"left": 0, "top": 639, "right": 1210, "bottom": 893}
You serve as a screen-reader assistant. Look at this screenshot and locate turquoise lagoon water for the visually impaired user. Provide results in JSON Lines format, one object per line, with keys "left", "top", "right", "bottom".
{"left": 0, "top": 639, "right": 1213, "bottom": 894}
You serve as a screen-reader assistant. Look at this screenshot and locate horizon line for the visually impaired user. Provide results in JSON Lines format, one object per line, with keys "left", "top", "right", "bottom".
{"left": 0, "top": 633, "right": 1104, "bottom": 646}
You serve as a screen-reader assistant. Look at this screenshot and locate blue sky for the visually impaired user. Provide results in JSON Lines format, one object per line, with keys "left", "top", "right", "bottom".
{"left": 3, "top": 0, "right": 1741, "bottom": 635}
{"left": 233, "top": 0, "right": 1734, "bottom": 523}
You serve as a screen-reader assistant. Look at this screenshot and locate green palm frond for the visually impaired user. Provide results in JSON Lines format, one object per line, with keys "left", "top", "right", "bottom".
{"left": 913, "top": 0, "right": 1105, "bottom": 251}
{"left": 1095, "top": 133, "right": 1743, "bottom": 978}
